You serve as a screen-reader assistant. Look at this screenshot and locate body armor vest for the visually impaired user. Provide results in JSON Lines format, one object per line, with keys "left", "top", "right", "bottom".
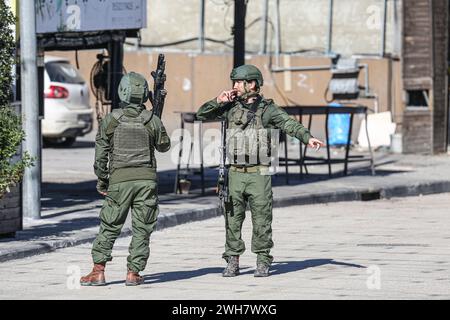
{"left": 110, "top": 109, "right": 154, "bottom": 170}
{"left": 227, "top": 99, "right": 270, "bottom": 166}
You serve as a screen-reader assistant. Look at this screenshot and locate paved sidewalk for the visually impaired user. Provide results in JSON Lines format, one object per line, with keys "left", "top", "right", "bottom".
{"left": 1, "top": 147, "right": 450, "bottom": 263}
{"left": 0, "top": 193, "right": 449, "bottom": 299}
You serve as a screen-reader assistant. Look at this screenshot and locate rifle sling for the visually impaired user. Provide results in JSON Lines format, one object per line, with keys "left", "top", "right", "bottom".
{"left": 239, "top": 96, "right": 262, "bottom": 130}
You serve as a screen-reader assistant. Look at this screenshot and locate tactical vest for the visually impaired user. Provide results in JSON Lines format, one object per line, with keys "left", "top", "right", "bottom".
{"left": 110, "top": 108, "right": 154, "bottom": 170}
{"left": 227, "top": 99, "right": 271, "bottom": 166}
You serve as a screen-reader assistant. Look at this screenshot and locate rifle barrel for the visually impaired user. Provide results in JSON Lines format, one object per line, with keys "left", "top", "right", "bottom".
{"left": 151, "top": 54, "right": 167, "bottom": 118}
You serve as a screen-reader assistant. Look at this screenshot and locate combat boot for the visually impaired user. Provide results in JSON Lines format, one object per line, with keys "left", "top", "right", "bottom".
{"left": 125, "top": 270, "right": 144, "bottom": 286}
{"left": 80, "top": 263, "right": 106, "bottom": 286}
{"left": 254, "top": 263, "right": 270, "bottom": 277}
{"left": 222, "top": 255, "right": 239, "bottom": 277}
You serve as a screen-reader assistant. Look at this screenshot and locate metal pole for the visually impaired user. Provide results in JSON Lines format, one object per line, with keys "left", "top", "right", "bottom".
{"left": 380, "top": 0, "right": 388, "bottom": 57}
{"left": 109, "top": 37, "right": 124, "bottom": 110}
{"left": 8, "top": 0, "right": 18, "bottom": 101}
{"left": 199, "top": 0, "right": 205, "bottom": 53}
{"left": 275, "top": 0, "right": 281, "bottom": 66}
{"left": 393, "top": 0, "right": 401, "bottom": 55}
{"left": 260, "top": 0, "right": 269, "bottom": 54}
{"left": 326, "top": 0, "right": 333, "bottom": 54}
{"left": 20, "top": 0, "right": 41, "bottom": 219}
{"left": 234, "top": 0, "right": 247, "bottom": 67}
{"left": 271, "top": 65, "right": 332, "bottom": 72}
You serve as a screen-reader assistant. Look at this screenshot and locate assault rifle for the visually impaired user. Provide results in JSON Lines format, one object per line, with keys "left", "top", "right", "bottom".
{"left": 150, "top": 54, "right": 167, "bottom": 118}
{"left": 217, "top": 119, "right": 229, "bottom": 215}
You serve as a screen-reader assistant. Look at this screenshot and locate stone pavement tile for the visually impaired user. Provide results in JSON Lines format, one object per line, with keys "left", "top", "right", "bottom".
{"left": 1, "top": 194, "right": 449, "bottom": 299}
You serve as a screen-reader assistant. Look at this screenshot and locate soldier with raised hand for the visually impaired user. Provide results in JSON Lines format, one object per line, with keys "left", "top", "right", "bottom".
{"left": 196, "top": 65, "right": 324, "bottom": 277}
{"left": 80, "top": 72, "right": 170, "bottom": 286}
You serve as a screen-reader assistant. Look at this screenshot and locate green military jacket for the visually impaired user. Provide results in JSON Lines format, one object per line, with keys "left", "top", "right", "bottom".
{"left": 196, "top": 96, "right": 313, "bottom": 145}
{"left": 94, "top": 104, "right": 171, "bottom": 185}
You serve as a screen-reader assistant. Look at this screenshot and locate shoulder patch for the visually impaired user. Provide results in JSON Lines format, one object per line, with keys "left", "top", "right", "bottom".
{"left": 105, "top": 116, "right": 119, "bottom": 136}
{"left": 111, "top": 109, "right": 124, "bottom": 121}
{"left": 140, "top": 109, "right": 154, "bottom": 125}
{"left": 259, "top": 99, "right": 272, "bottom": 115}
{"left": 262, "top": 98, "right": 274, "bottom": 106}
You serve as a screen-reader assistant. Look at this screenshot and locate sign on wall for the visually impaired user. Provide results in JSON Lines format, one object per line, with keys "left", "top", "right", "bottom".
{"left": 36, "top": 0, "right": 147, "bottom": 34}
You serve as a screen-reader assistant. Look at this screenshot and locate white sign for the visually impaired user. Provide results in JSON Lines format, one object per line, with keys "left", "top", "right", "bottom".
{"left": 36, "top": 0, "right": 147, "bottom": 34}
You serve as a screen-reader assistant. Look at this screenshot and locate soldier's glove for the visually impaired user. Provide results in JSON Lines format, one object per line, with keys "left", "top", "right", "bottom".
{"left": 96, "top": 178, "right": 109, "bottom": 195}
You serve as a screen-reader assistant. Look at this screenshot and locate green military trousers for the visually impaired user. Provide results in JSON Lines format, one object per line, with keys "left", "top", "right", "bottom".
{"left": 222, "top": 167, "right": 274, "bottom": 266}
{"left": 91, "top": 180, "right": 159, "bottom": 273}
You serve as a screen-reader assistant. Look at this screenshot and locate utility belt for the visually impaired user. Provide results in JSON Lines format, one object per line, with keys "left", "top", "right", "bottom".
{"left": 229, "top": 165, "right": 268, "bottom": 173}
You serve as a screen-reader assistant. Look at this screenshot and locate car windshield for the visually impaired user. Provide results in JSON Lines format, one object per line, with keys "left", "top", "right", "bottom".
{"left": 45, "top": 61, "right": 85, "bottom": 84}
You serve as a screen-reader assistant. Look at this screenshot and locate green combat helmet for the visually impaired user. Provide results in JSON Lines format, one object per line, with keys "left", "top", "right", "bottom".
{"left": 230, "top": 64, "right": 264, "bottom": 87}
{"left": 118, "top": 72, "right": 149, "bottom": 106}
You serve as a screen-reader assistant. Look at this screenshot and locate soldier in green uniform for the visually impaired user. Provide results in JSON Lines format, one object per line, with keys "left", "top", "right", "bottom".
{"left": 80, "top": 72, "right": 170, "bottom": 286}
{"left": 196, "top": 65, "right": 324, "bottom": 277}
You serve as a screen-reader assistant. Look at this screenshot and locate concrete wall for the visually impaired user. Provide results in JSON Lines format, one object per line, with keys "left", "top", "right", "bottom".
{"left": 50, "top": 50, "right": 403, "bottom": 143}
{"left": 139, "top": 0, "right": 400, "bottom": 57}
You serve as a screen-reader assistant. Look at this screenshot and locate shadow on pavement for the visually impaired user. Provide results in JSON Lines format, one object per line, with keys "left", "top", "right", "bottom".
{"left": 170, "top": 156, "right": 407, "bottom": 192}
{"left": 43, "top": 140, "right": 95, "bottom": 149}
{"left": 0, "top": 217, "right": 100, "bottom": 243}
{"left": 41, "top": 165, "right": 406, "bottom": 210}
{"left": 268, "top": 259, "right": 366, "bottom": 275}
{"left": 237, "top": 259, "right": 365, "bottom": 276}
{"left": 42, "top": 180, "right": 102, "bottom": 210}
{"left": 106, "top": 267, "right": 234, "bottom": 286}
{"left": 72, "top": 140, "right": 96, "bottom": 149}
{"left": 41, "top": 177, "right": 215, "bottom": 212}
{"left": 106, "top": 259, "right": 365, "bottom": 285}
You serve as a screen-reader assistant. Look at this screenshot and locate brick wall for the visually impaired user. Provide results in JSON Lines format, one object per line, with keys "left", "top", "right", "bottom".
{"left": 0, "top": 185, "right": 22, "bottom": 236}
{"left": 402, "top": 109, "right": 433, "bottom": 154}
{"left": 401, "top": 0, "right": 449, "bottom": 154}
{"left": 432, "top": 0, "right": 449, "bottom": 153}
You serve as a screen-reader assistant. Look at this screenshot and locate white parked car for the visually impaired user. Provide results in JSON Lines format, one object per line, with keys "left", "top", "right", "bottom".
{"left": 42, "top": 56, "right": 93, "bottom": 147}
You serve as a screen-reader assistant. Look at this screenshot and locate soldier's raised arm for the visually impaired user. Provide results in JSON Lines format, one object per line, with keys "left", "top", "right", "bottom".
{"left": 269, "top": 104, "right": 325, "bottom": 149}
{"left": 196, "top": 89, "right": 236, "bottom": 121}
{"left": 269, "top": 104, "right": 312, "bottom": 144}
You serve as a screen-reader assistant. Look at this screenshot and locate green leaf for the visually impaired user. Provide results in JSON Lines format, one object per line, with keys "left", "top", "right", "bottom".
{"left": 0, "top": 1, "right": 35, "bottom": 199}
